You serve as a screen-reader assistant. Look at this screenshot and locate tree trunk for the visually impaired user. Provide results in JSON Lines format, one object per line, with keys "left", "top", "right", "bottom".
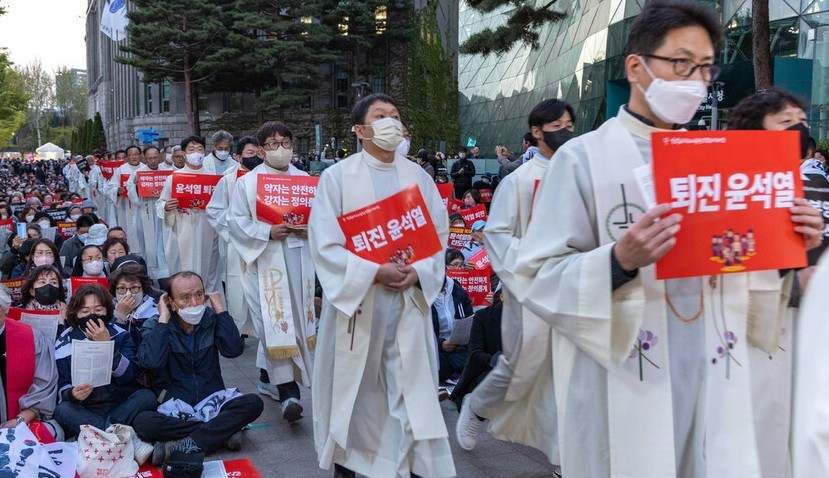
{"left": 183, "top": 57, "right": 196, "bottom": 136}
{"left": 35, "top": 116, "right": 41, "bottom": 147}
{"left": 752, "top": 0, "right": 772, "bottom": 90}
{"left": 193, "top": 82, "right": 201, "bottom": 137}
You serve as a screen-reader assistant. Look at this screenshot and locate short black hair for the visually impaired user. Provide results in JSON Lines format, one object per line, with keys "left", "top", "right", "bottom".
{"left": 76, "top": 214, "right": 95, "bottom": 228}
{"left": 445, "top": 248, "right": 465, "bottom": 266}
{"left": 729, "top": 88, "right": 807, "bottom": 130}
{"left": 125, "top": 145, "right": 142, "bottom": 155}
{"left": 180, "top": 136, "right": 206, "bottom": 150}
{"left": 165, "top": 271, "right": 204, "bottom": 297}
{"left": 236, "top": 136, "right": 259, "bottom": 156}
{"left": 143, "top": 146, "right": 160, "bottom": 155}
{"left": 115, "top": 149, "right": 126, "bottom": 157}
{"left": 625, "top": 0, "right": 723, "bottom": 56}
{"left": 528, "top": 99, "right": 575, "bottom": 129}
{"left": 256, "top": 121, "right": 293, "bottom": 145}
{"left": 458, "top": 146, "right": 468, "bottom": 153}
{"left": 351, "top": 93, "right": 400, "bottom": 125}
{"left": 523, "top": 132, "right": 538, "bottom": 147}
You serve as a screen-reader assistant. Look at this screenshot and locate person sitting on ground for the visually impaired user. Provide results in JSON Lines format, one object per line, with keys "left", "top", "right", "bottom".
{"left": 449, "top": 213, "right": 466, "bottom": 230}
{"left": 109, "top": 267, "right": 158, "bottom": 348}
{"left": 133, "top": 271, "right": 264, "bottom": 468}
{"left": 12, "top": 239, "right": 61, "bottom": 280}
{"left": 102, "top": 237, "right": 129, "bottom": 268}
{"left": 1, "top": 237, "right": 31, "bottom": 279}
{"left": 0, "top": 285, "right": 63, "bottom": 441}
{"left": 31, "top": 212, "right": 63, "bottom": 250}
{"left": 54, "top": 284, "right": 157, "bottom": 440}
{"left": 107, "top": 226, "right": 127, "bottom": 242}
{"left": 462, "top": 189, "right": 482, "bottom": 209}
{"left": 433, "top": 250, "right": 474, "bottom": 384}
{"left": 462, "top": 220, "right": 486, "bottom": 261}
{"left": 111, "top": 257, "right": 164, "bottom": 301}
{"left": 70, "top": 245, "right": 107, "bottom": 278}
{"left": 60, "top": 214, "right": 96, "bottom": 275}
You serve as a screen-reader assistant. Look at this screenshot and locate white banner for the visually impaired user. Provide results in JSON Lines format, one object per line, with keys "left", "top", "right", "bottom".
{"left": 100, "top": 0, "right": 128, "bottom": 42}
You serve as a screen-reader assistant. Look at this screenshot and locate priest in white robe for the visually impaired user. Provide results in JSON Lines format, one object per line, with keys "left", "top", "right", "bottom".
{"left": 86, "top": 155, "right": 110, "bottom": 223}
{"left": 66, "top": 156, "right": 87, "bottom": 196}
{"left": 156, "top": 137, "right": 222, "bottom": 294}
{"left": 309, "top": 94, "right": 454, "bottom": 478}
{"left": 228, "top": 125, "right": 316, "bottom": 423}
{"left": 456, "top": 99, "right": 572, "bottom": 467}
{"left": 106, "top": 146, "right": 144, "bottom": 254}
{"left": 126, "top": 146, "right": 170, "bottom": 281}
{"left": 206, "top": 138, "right": 260, "bottom": 340}
{"left": 511, "top": 6, "right": 824, "bottom": 477}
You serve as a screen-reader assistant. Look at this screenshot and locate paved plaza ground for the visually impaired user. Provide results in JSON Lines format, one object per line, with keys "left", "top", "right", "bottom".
{"left": 209, "top": 338, "right": 559, "bottom": 477}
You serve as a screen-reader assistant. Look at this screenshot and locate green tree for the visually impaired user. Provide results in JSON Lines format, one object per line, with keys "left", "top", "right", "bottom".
{"left": 459, "top": 0, "right": 566, "bottom": 55}
{"left": 0, "top": 62, "right": 28, "bottom": 148}
{"left": 54, "top": 67, "right": 88, "bottom": 128}
{"left": 16, "top": 59, "right": 54, "bottom": 146}
{"left": 117, "top": 0, "right": 236, "bottom": 135}
{"left": 91, "top": 112, "right": 107, "bottom": 152}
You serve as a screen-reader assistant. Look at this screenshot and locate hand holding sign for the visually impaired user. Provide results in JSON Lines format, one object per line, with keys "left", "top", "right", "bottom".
{"left": 613, "top": 204, "right": 683, "bottom": 272}
{"left": 791, "top": 197, "right": 825, "bottom": 250}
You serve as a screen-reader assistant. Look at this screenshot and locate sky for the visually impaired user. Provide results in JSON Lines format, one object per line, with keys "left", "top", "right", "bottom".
{"left": 0, "top": 0, "right": 88, "bottom": 73}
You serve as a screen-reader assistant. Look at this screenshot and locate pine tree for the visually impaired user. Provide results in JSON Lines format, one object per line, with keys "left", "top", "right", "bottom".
{"left": 91, "top": 112, "right": 107, "bottom": 152}
{"left": 117, "top": 0, "right": 236, "bottom": 135}
{"left": 83, "top": 119, "right": 94, "bottom": 154}
{"left": 460, "top": 0, "right": 566, "bottom": 55}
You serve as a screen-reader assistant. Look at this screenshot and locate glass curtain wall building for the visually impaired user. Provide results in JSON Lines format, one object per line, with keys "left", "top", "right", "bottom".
{"left": 459, "top": 0, "right": 829, "bottom": 153}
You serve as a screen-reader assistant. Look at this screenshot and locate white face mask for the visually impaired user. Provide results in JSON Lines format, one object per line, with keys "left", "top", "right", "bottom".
{"left": 69, "top": 214, "right": 81, "bottom": 222}
{"left": 185, "top": 152, "right": 205, "bottom": 167}
{"left": 83, "top": 260, "right": 104, "bottom": 276}
{"left": 177, "top": 304, "right": 206, "bottom": 325}
{"left": 364, "top": 117, "right": 404, "bottom": 152}
{"left": 395, "top": 138, "right": 411, "bottom": 157}
{"left": 458, "top": 153, "right": 466, "bottom": 159}
{"left": 116, "top": 290, "right": 143, "bottom": 308}
{"left": 215, "top": 151, "right": 230, "bottom": 161}
{"left": 165, "top": 153, "right": 173, "bottom": 164}
{"left": 33, "top": 255, "right": 53, "bottom": 267}
{"left": 264, "top": 148, "right": 292, "bottom": 169}
{"left": 25, "top": 215, "right": 34, "bottom": 223}
{"left": 38, "top": 220, "right": 50, "bottom": 229}
{"left": 636, "top": 57, "right": 707, "bottom": 125}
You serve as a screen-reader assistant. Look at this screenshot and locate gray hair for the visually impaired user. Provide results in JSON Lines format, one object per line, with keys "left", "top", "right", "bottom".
{"left": 171, "top": 145, "right": 182, "bottom": 153}
{"left": 0, "top": 285, "right": 11, "bottom": 311}
{"left": 211, "top": 130, "right": 233, "bottom": 145}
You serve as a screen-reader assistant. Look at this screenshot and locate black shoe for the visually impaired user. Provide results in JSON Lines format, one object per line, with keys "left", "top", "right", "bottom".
{"left": 282, "top": 397, "right": 303, "bottom": 423}
{"left": 224, "top": 430, "right": 243, "bottom": 451}
{"left": 438, "top": 387, "right": 450, "bottom": 401}
{"left": 334, "top": 464, "right": 356, "bottom": 478}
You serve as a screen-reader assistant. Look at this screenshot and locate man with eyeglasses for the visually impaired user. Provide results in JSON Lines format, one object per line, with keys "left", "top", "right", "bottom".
{"left": 134, "top": 271, "right": 264, "bottom": 468}
{"left": 106, "top": 145, "right": 144, "bottom": 256}
{"left": 156, "top": 137, "right": 224, "bottom": 296}
{"left": 512, "top": 1, "right": 824, "bottom": 477}
{"left": 228, "top": 122, "right": 316, "bottom": 424}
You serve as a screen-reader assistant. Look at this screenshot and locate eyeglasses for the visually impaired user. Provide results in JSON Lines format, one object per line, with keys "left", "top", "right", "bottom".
{"left": 115, "top": 285, "right": 142, "bottom": 294}
{"left": 262, "top": 139, "right": 293, "bottom": 150}
{"left": 640, "top": 54, "right": 721, "bottom": 82}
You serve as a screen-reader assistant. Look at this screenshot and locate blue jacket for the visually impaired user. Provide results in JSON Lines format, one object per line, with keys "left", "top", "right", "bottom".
{"left": 56, "top": 323, "right": 142, "bottom": 414}
{"left": 137, "top": 308, "right": 242, "bottom": 406}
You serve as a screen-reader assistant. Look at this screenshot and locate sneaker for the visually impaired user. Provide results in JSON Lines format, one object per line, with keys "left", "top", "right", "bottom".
{"left": 438, "top": 387, "right": 450, "bottom": 401}
{"left": 224, "top": 431, "right": 243, "bottom": 452}
{"left": 257, "top": 381, "right": 281, "bottom": 401}
{"left": 132, "top": 435, "right": 153, "bottom": 466}
{"left": 151, "top": 441, "right": 166, "bottom": 467}
{"left": 282, "top": 397, "right": 303, "bottom": 423}
{"left": 456, "top": 396, "right": 485, "bottom": 451}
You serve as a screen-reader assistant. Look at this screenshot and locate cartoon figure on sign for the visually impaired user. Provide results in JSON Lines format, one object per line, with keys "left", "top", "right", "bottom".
{"left": 283, "top": 212, "right": 306, "bottom": 226}
{"left": 188, "top": 199, "right": 206, "bottom": 209}
{"left": 713, "top": 228, "right": 756, "bottom": 272}
{"left": 389, "top": 245, "right": 416, "bottom": 265}
{"left": 747, "top": 229, "right": 756, "bottom": 255}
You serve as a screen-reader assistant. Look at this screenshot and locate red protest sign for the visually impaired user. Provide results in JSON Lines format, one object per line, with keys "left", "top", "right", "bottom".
{"left": 70, "top": 277, "right": 109, "bottom": 293}
{"left": 119, "top": 174, "right": 130, "bottom": 198}
{"left": 461, "top": 204, "right": 487, "bottom": 224}
{"left": 57, "top": 221, "right": 76, "bottom": 239}
{"left": 99, "top": 160, "right": 124, "bottom": 180}
{"left": 448, "top": 226, "right": 471, "bottom": 250}
{"left": 237, "top": 169, "right": 248, "bottom": 179}
{"left": 6, "top": 307, "right": 60, "bottom": 322}
{"left": 171, "top": 173, "right": 222, "bottom": 210}
{"left": 338, "top": 185, "right": 442, "bottom": 266}
{"left": 137, "top": 170, "right": 173, "bottom": 198}
{"left": 255, "top": 175, "right": 319, "bottom": 226}
{"left": 0, "top": 279, "right": 24, "bottom": 303}
{"left": 479, "top": 188, "right": 493, "bottom": 203}
{"left": 652, "top": 130, "right": 806, "bottom": 280}
{"left": 0, "top": 218, "right": 12, "bottom": 233}
{"left": 468, "top": 248, "right": 491, "bottom": 271}
{"left": 447, "top": 268, "right": 491, "bottom": 306}
{"left": 438, "top": 183, "right": 454, "bottom": 210}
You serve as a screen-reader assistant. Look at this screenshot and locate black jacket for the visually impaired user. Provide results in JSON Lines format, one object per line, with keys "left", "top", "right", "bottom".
{"left": 431, "top": 280, "right": 474, "bottom": 346}
{"left": 451, "top": 301, "right": 503, "bottom": 403}
{"left": 138, "top": 308, "right": 243, "bottom": 406}
{"left": 450, "top": 159, "right": 476, "bottom": 191}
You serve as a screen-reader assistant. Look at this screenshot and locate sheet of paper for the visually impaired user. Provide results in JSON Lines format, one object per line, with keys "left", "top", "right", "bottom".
{"left": 20, "top": 312, "right": 59, "bottom": 340}
{"left": 449, "top": 316, "right": 474, "bottom": 345}
{"left": 633, "top": 163, "right": 656, "bottom": 209}
{"left": 201, "top": 460, "right": 228, "bottom": 478}
{"left": 71, "top": 339, "right": 114, "bottom": 387}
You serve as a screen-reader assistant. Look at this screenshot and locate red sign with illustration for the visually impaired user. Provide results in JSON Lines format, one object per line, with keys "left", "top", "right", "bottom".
{"left": 1, "top": 279, "right": 24, "bottom": 303}
{"left": 137, "top": 170, "right": 173, "bottom": 198}
{"left": 171, "top": 173, "right": 222, "bottom": 210}
{"left": 99, "top": 160, "right": 125, "bottom": 180}
{"left": 437, "top": 183, "right": 453, "bottom": 210}
{"left": 57, "top": 221, "right": 76, "bottom": 239}
{"left": 460, "top": 204, "right": 487, "bottom": 225}
{"left": 338, "top": 185, "right": 442, "bottom": 266}
{"left": 448, "top": 226, "right": 471, "bottom": 250}
{"left": 0, "top": 218, "right": 12, "bottom": 233}
{"left": 255, "top": 175, "right": 319, "bottom": 226}
{"left": 447, "top": 268, "right": 491, "bottom": 306}
{"left": 652, "top": 130, "right": 806, "bottom": 280}
{"left": 70, "top": 277, "right": 109, "bottom": 293}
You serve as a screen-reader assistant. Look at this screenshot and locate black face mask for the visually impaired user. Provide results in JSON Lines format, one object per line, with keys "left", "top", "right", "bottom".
{"left": 33, "top": 284, "right": 60, "bottom": 306}
{"left": 542, "top": 128, "right": 574, "bottom": 153}
{"left": 241, "top": 155, "right": 263, "bottom": 171}
{"left": 787, "top": 122, "right": 810, "bottom": 159}
{"left": 77, "top": 313, "right": 108, "bottom": 332}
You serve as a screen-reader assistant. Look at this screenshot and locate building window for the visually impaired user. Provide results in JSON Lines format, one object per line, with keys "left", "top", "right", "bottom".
{"left": 144, "top": 83, "right": 153, "bottom": 115}
{"left": 161, "top": 80, "right": 170, "bottom": 113}
{"left": 198, "top": 91, "right": 209, "bottom": 113}
{"left": 226, "top": 92, "right": 242, "bottom": 112}
{"left": 372, "top": 76, "right": 386, "bottom": 94}
{"left": 375, "top": 6, "right": 387, "bottom": 35}
{"left": 336, "top": 68, "right": 350, "bottom": 109}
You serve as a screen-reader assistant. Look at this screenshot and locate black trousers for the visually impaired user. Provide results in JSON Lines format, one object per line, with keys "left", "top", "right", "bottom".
{"left": 133, "top": 394, "right": 264, "bottom": 454}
